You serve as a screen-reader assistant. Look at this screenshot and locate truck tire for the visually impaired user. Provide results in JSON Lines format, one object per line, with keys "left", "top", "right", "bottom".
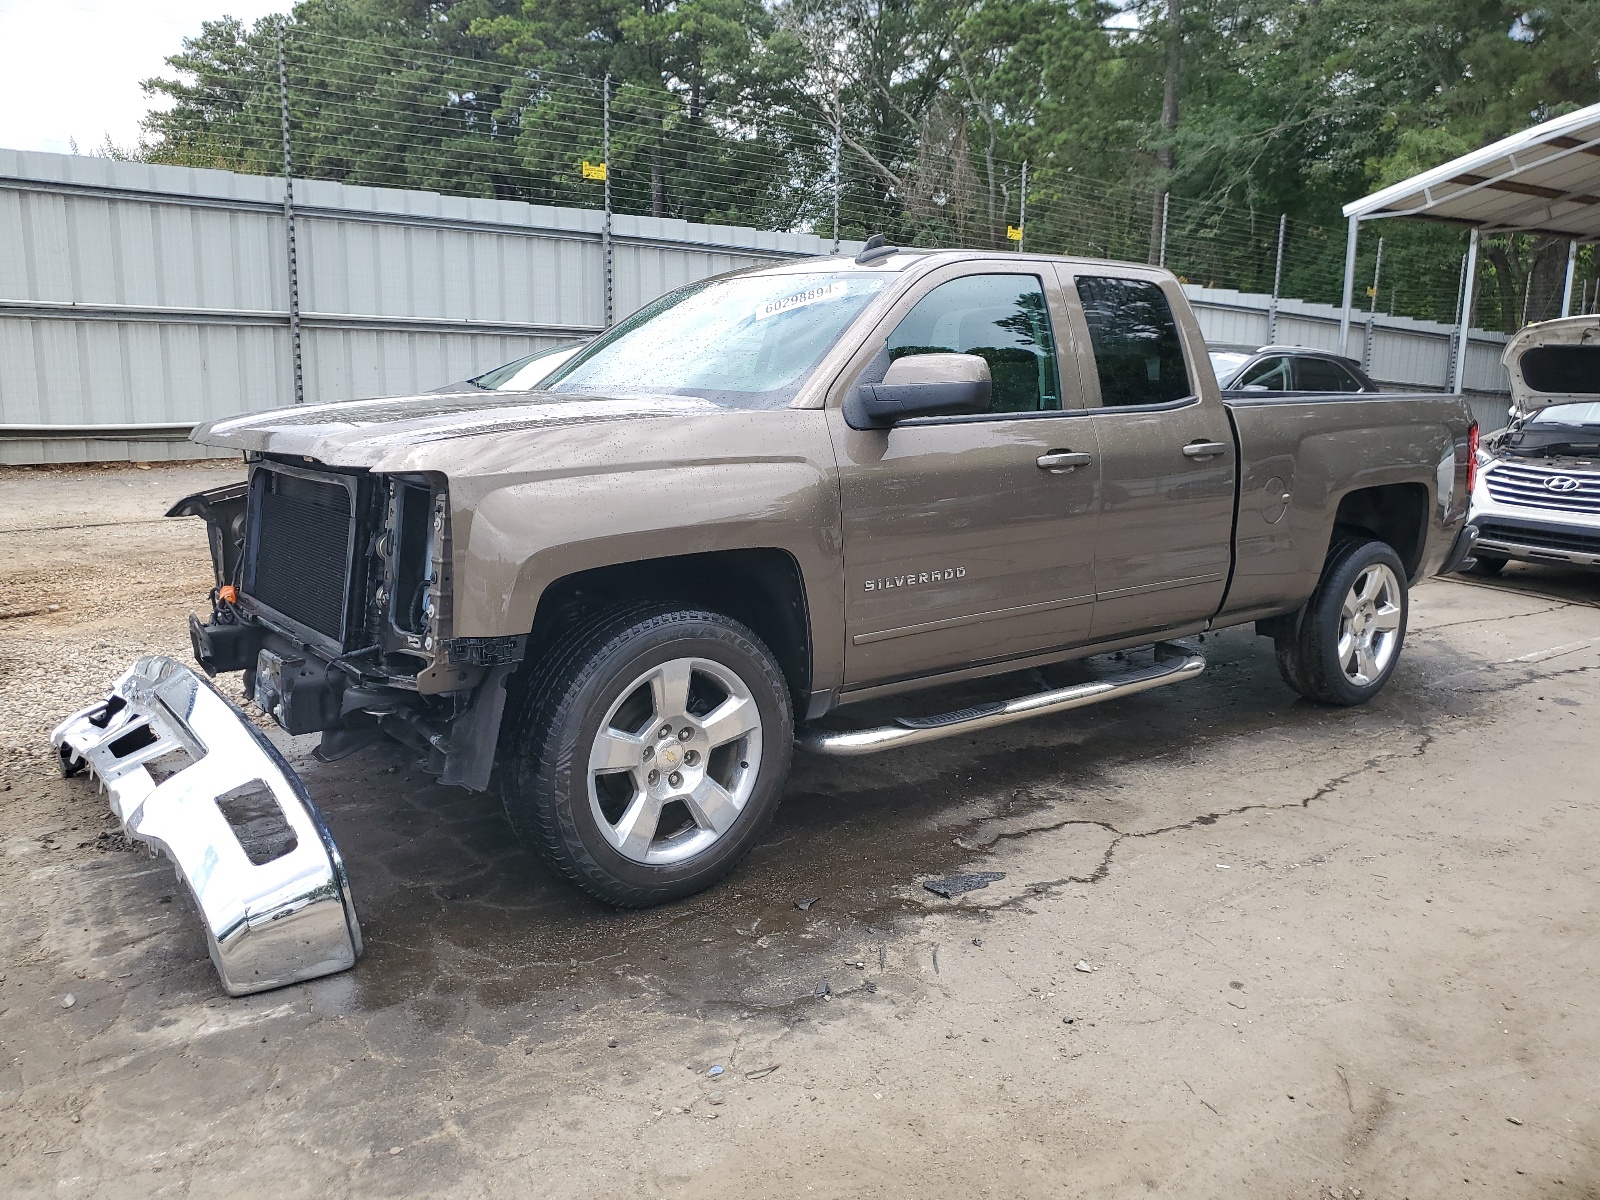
{"left": 1461, "top": 552, "right": 1507, "bottom": 577}
{"left": 499, "top": 607, "right": 793, "bottom": 907}
{"left": 1274, "top": 538, "right": 1409, "bottom": 707}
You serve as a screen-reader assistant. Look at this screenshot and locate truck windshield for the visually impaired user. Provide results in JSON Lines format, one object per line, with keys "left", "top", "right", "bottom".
{"left": 543, "top": 272, "right": 888, "bottom": 407}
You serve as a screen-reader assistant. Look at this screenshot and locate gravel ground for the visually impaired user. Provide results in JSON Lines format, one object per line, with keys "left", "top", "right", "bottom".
{"left": 3, "top": 462, "right": 1599, "bottom": 1199}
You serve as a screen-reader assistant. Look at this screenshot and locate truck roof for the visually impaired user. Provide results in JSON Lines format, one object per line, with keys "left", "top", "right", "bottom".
{"left": 755, "top": 246, "right": 1179, "bottom": 279}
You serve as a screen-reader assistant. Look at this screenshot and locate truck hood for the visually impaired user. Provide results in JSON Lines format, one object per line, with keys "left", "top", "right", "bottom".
{"left": 193, "top": 390, "right": 723, "bottom": 467}
{"left": 1502, "top": 315, "right": 1600, "bottom": 414}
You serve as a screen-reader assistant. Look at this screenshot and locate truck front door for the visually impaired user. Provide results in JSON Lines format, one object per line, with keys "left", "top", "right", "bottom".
{"left": 827, "top": 264, "right": 1102, "bottom": 690}
{"left": 1054, "top": 269, "right": 1237, "bottom": 641}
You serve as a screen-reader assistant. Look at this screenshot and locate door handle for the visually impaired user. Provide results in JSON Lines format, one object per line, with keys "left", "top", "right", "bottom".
{"left": 1037, "top": 450, "right": 1092, "bottom": 472}
{"left": 1182, "top": 440, "right": 1229, "bottom": 459}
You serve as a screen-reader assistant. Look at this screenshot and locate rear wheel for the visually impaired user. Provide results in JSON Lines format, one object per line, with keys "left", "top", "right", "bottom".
{"left": 1462, "top": 552, "right": 1507, "bottom": 577}
{"left": 500, "top": 607, "right": 792, "bottom": 907}
{"left": 1274, "top": 539, "right": 1408, "bottom": 706}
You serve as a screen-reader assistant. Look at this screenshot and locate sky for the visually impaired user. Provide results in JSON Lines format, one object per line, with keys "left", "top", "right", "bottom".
{"left": 0, "top": 0, "right": 291, "bottom": 156}
{"left": 0, "top": 0, "right": 1150, "bottom": 159}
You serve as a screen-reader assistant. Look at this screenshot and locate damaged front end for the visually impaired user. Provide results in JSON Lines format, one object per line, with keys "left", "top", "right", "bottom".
{"left": 53, "top": 457, "right": 520, "bottom": 996}
{"left": 175, "top": 461, "right": 519, "bottom": 787}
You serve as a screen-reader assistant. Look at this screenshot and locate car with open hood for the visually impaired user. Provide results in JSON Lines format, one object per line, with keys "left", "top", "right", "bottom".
{"left": 1460, "top": 314, "right": 1600, "bottom": 575}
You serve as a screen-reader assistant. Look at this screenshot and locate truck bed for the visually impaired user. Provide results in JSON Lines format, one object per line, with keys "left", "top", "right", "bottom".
{"left": 1217, "top": 389, "right": 1475, "bottom": 628}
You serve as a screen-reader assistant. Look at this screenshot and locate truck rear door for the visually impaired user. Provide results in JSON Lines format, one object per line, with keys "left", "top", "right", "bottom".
{"left": 1051, "top": 267, "right": 1237, "bottom": 641}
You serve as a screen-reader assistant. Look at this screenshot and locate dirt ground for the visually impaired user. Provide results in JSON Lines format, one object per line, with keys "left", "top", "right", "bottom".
{"left": 2, "top": 461, "right": 1598, "bottom": 1200}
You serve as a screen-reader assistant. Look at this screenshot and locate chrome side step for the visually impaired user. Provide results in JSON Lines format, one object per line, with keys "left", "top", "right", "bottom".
{"left": 797, "top": 641, "right": 1205, "bottom": 757}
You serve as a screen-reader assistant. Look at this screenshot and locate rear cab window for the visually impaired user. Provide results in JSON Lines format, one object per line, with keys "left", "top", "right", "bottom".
{"left": 1070, "top": 276, "right": 1193, "bottom": 407}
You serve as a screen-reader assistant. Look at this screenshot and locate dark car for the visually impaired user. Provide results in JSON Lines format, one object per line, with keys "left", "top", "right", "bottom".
{"left": 1208, "top": 345, "right": 1378, "bottom": 394}
{"left": 430, "top": 340, "right": 589, "bottom": 394}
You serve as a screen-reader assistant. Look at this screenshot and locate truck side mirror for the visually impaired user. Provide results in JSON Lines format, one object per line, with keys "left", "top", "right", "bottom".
{"left": 846, "top": 353, "right": 993, "bottom": 429}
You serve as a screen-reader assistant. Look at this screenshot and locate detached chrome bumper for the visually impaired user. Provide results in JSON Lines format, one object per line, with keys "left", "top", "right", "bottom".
{"left": 50, "top": 657, "right": 362, "bottom": 996}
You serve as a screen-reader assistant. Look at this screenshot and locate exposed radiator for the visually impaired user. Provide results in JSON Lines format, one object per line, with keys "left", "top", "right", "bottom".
{"left": 248, "top": 469, "right": 355, "bottom": 641}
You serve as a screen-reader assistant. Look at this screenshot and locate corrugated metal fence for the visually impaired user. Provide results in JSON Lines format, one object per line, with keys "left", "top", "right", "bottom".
{"left": 0, "top": 149, "right": 842, "bottom": 464}
{"left": 1, "top": 149, "right": 1511, "bottom": 465}
{"left": 1185, "top": 285, "right": 1512, "bottom": 435}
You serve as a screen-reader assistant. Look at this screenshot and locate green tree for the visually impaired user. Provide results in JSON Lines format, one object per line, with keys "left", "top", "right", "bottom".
{"left": 137, "top": 0, "right": 1599, "bottom": 327}
{"left": 471, "top": 0, "right": 815, "bottom": 225}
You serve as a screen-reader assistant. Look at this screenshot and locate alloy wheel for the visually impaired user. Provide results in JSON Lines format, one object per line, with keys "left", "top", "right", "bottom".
{"left": 586, "top": 657, "right": 764, "bottom": 865}
{"left": 1336, "top": 563, "right": 1403, "bottom": 686}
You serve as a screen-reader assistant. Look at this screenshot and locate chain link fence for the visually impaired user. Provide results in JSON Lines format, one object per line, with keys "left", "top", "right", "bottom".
{"left": 134, "top": 22, "right": 1598, "bottom": 335}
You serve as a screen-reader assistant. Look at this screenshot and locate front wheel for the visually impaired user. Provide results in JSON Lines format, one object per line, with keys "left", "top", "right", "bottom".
{"left": 500, "top": 607, "right": 793, "bottom": 907}
{"left": 1275, "top": 539, "right": 1409, "bottom": 706}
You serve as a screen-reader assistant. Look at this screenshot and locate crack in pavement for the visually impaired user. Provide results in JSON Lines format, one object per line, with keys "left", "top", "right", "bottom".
{"left": 943, "top": 646, "right": 1594, "bottom": 918}
{"left": 0, "top": 517, "right": 182, "bottom": 535}
{"left": 1439, "top": 575, "right": 1600, "bottom": 610}
{"left": 942, "top": 721, "right": 1434, "bottom": 899}
{"left": 1412, "top": 601, "right": 1584, "bottom": 633}
{"left": 1438, "top": 661, "right": 1600, "bottom": 695}
{"left": 714, "top": 644, "right": 1597, "bottom": 1005}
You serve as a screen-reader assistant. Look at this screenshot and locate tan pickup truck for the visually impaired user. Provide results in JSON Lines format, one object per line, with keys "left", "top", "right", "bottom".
{"left": 53, "top": 243, "right": 1479, "bottom": 994}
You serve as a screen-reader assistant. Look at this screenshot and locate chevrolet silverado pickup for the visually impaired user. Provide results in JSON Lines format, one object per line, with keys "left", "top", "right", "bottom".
{"left": 52, "top": 241, "right": 1479, "bottom": 995}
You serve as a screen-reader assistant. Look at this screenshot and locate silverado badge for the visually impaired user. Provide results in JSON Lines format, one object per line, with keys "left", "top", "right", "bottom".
{"left": 864, "top": 567, "right": 966, "bottom": 592}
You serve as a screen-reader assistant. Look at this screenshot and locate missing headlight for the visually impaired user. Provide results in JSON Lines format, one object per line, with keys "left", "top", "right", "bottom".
{"left": 391, "top": 482, "right": 434, "bottom": 634}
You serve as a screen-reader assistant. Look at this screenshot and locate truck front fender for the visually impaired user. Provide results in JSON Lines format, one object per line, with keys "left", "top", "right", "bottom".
{"left": 454, "top": 457, "right": 846, "bottom": 694}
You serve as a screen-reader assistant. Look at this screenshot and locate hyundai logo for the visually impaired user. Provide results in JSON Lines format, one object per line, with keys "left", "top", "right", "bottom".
{"left": 1544, "top": 475, "right": 1582, "bottom": 493}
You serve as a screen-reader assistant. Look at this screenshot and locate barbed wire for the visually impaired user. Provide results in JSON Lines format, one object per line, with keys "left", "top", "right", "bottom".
{"left": 133, "top": 20, "right": 1591, "bottom": 331}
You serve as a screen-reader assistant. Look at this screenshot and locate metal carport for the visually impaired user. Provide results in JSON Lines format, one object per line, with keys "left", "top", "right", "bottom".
{"left": 1340, "top": 100, "right": 1600, "bottom": 392}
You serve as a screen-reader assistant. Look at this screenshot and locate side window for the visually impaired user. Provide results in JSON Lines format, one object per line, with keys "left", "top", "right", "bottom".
{"left": 1236, "top": 356, "right": 1291, "bottom": 391}
{"left": 885, "top": 274, "right": 1062, "bottom": 413}
{"left": 1073, "top": 276, "right": 1193, "bottom": 407}
{"left": 1296, "top": 358, "right": 1361, "bottom": 392}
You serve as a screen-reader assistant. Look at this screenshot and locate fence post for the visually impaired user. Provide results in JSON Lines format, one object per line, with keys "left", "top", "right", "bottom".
{"left": 1157, "top": 191, "right": 1169, "bottom": 268}
{"left": 1338, "top": 216, "right": 1359, "bottom": 356}
{"left": 602, "top": 73, "right": 613, "bottom": 329}
{"left": 1267, "top": 213, "right": 1286, "bottom": 343}
{"left": 1446, "top": 253, "right": 1466, "bottom": 386}
{"left": 1016, "top": 161, "right": 1027, "bottom": 253}
{"left": 831, "top": 101, "right": 841, "bottom": 253}
{"left": 1451, "top": 228, "right": 1479, "bottom": 396}
{"left": 1364, "top": 236, "right": 1383, "bottom": 371}
{"left": 1561, "top": 239, "right": 1577, "bottom": 317}
{"left": 277, "top": 20, "right": 303, "bottom": 405}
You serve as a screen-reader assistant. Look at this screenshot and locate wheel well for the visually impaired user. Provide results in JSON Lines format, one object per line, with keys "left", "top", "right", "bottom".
{"left": 1331, "top": 483, "right": 1430, "bottom": 578}
{"left": 526, "top": 549, "right": 812, "bottom": 710}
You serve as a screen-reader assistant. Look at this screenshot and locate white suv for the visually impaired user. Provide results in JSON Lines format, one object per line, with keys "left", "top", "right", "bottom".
{"left": 1464, "top": 315, "right": 1600, "bottom": 575}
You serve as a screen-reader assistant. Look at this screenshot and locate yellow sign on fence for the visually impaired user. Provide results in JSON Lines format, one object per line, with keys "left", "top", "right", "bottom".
{"left": 581, "top": 160, "right": 607, "bottom": 181}
{"left": 1006, "top": 225, "right": 1023, "bottom": 242}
